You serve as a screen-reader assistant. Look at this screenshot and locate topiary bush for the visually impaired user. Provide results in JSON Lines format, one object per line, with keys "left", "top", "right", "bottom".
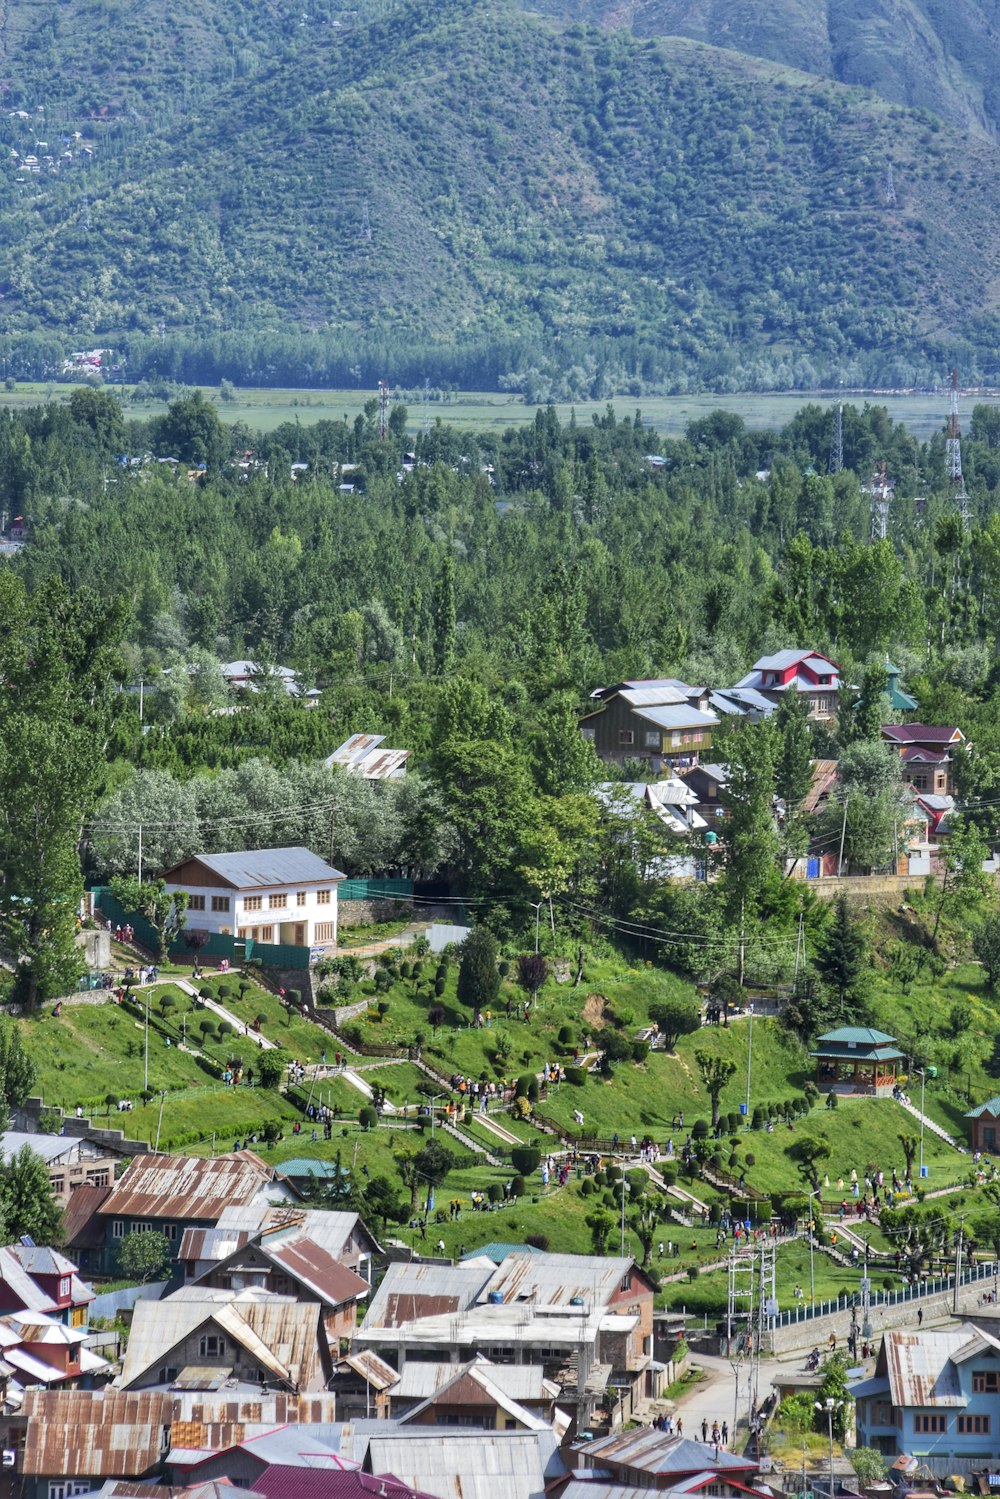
{"left": 565, "top": 1066, "right": 586, "bottom": 1086}
{"left": 692, "top": 1119, "right": 709, "bottom": 1141}
{"left": 631, "top": 1040, "right": 649, "bottom": 1063}
{"left": 745, "top": 1152, "right": 756, "bottom": 1167}
{"left": 826, "top": 1091, "right": 839, "bottom": 1109}
{"left": 510, "top": 1174, "right": 526, "bottom": 1198}
{"left": 558, "top": 1024, "right": 575, "bottom": 1046}
{"left": 374, "top": 968, "right": 392, "bottom": 992}
{"left": 511, "top": 1146, "right": 541, "bottom": 1175}
{"left": 727, "top": 1111, "right": 742, "bottom": 1133}
{"left": 488, "top": 1183, "right": 503, "bottom": 1204}
{"left": 359, "top": 1106, "right": 378, "bottom": 1130}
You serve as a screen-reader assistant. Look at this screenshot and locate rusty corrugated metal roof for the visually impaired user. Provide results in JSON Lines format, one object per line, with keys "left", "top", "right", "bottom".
{"left": 21, "top": 1389, "right": 172, "bottom": 1475}
{"left": 102, "top": 1152, "right": 278, "bottom": 1223}
{"left": 170, "top": 1391, "right": 338, "bottom": 1451}
{"left": 883, "top": 1329, "right": 970, "bottom": 1407}
{"left": 267, "top": 1240, "right": 369, "bottom": 1306}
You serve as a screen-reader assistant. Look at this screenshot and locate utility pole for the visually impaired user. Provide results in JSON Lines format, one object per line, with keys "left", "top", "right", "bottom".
{"left": 792, "top": 914, "right": 806, "bottom": 995}
{"left": 137, "top": 824, "right": 143, "bottom": 884}
{"left": 953, "top": 1217, "right": 965, "bottom": 1313}
{"left": 378, "top": 379, "right": 389, "bottom": 440}
{"left": 620, "top": 1156, "right": 627, "bottom": 1256}
{"left": 837, "top": 797, "right": 849, "bottom": 877}
{"left": 745, "top": 1004, "right": 755, "bottom": 1119}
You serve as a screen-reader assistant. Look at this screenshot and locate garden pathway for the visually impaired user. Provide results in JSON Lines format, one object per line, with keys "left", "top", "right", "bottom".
{"left": 172, "top": 977, "right": 279, "bottom": 1050}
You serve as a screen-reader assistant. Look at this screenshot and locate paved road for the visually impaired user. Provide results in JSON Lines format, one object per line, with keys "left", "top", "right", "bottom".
{"left": 669, "top": 1350, "right": 779, "bottom": 1441}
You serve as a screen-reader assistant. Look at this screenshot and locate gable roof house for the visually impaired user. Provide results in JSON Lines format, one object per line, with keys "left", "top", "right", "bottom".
{"left": 729, "top": 650, "right": 840, "bottom": 720}
{"left": 0, "top": 1129, "right": 118, "bottom": 1204}
{"left": 183, "top": 1215, "right": 372, "bottom": 1346}
{"left": 162, "top": 848, "right": 346, "bottom": 952}
{"left": 90, "top": 1152, "right": 298, "bottom": 1276}
{"left": 0, "top": 1243, "right": 94, "bottom": 1328}
{"left": 16, "top": 1389, "right": 173, "bottom": 1499}
{"left": 166, "top": 1389, "right": 340, "bottom": 1472}
{"left": 567, "top": 1429, "right": 765, "bottom": 1494}
{"left": 393, "top": 1358, "right": 564, "bottom": 1433}
{"left": 0, "top": 1307, "right": 111, "bottom": 1393}
{"left": 179, "top": 1205, "right": 380, "bottom": 1282}
{"left": 853, "top": 1324, "right": 1000, "bottom": 1473}
{"left": 580, "top": 682, "right": 719, "bottom": 772}
{"left": 119, "top": 1288, "right": 333, "bottom": 1392}
{"left": 881, "top": 723, "right": 966, "bottom": 797}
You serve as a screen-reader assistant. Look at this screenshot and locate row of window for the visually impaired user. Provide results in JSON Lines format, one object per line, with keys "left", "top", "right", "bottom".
{"left": 186, "top": 890, "right": 332, "bottom": 913}
{"left": 616, "top": 730, "right": 705, "bottom": 748}
{"left": 912, "top": 1414, "right": 991, "bottom": 1434}
{"left": 112, "top": 1219, "right": 178, "bottom": 1240}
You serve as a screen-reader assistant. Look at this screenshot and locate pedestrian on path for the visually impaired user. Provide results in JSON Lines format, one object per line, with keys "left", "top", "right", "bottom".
{"left": 721, "top": 1421, "right": 728, "bottom": 1446}
{"left": 701, "top": 1419, "right": 708, "bottom": 1443}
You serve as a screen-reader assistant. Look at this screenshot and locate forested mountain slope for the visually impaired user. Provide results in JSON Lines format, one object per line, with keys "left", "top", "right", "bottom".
{"left": 525, "top": 0, "right": 1000, "bottom": 139}
{"left": 3, "top": 0, "right": 1000, "bottom": 387}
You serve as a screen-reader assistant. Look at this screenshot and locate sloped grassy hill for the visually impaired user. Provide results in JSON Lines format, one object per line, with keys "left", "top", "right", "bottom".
{"left": 4, "top": 0, "right": 1000, "bottom": 373}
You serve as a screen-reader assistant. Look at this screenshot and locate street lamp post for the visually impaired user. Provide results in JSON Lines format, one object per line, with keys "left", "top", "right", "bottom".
{"left": 745, "top": 1004, "right": 755, "bottom": 1119}
{"left": 430, "top": 1093, "right": 444, "bottom": 1136}
{"left": 808, "top": 1190, "right": 820, "bottom": 1307}
{"left": 814, "top": 1397, "right": 842, "bottom": 1499}
{"left": 143, "top": 987, "right": 150, "bottom": 1092}
{"left": 915, "top": 1067, "right": 926, "bottom": 1181}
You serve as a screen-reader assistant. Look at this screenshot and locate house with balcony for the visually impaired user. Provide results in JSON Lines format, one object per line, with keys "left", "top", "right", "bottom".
{"left": 162, "top": 847, "right": 345, "bottom": 950}
{"left": 728, "top": 650, "right": 840, "bottom": 720}
{"left": 579, "top": 681, "right": 718, "bottom": 771}
{"left": 853, "top": 1324, "right": 1000, "bottom": 1475}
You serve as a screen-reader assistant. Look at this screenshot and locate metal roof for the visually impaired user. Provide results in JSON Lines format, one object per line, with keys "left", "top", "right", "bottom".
{"left": 816, "top": 1026, "right": 896, "bottom": 1045}
{"left": 324, "top": 736, "right": 410, "bottom": 781}
{"left": 881, "top": 1328, "right": 975, "bottom": 1408}
{"left": 165, "top": 847, "right": 346, "bottom": 890}
{"left": 460, "top": 1242, "right": 543, "bottom": 1264}
{"left": 618, "top": 686, "right": 689, "bottom": 708}
{"left": 393, "top": 1359, "right": 553, "bottom": 1402}
{"left": 179, "top": 1228, "right": 254, "bottom": 1264}
{"left": 103, "top": 1151, "right": 283, "bottom": 1223}
{"left": 252, "top": 1472, "right": 437, "bottom": 1499}
{"left": 634, "top": 705, "right": 719, "bottom": 731}
{"left": 398, "top": 1364, "right": 550, "bottom": 1431}
{"left": 753, "top": 649, "right": 817, "bottom": 670}
{"left": 965, "top": 1096, "right": 1000, "bottom": 1119}
{"left": 265, "top": 1238, "right": 370, "bottom": 1307}
{"left": 170, "top": 1392, "right": 339, "bottom": 1453}
{"left": 484, "top": 1251, "right": 633, "bottom": 1307}
{"left": 0, "top": 1130, "right": 80, "bottom": 1165}
{"left": 215, "top": 1204, "right": 381, "bottom": 1258}
{"left": 361, "top": 1429, "right": 564, "bottom": 1499}
{"left": 882, "top": 723, "right": 964, "bottom": 744}
{"left": 121, "top": 1291, "right": 327, "bottom": 1391}
{"left": 572, "top": 1432, "right": 757, "bottom": 1477}
{"left": 339, "top": 1350, "right": 400, "bottom": 1392}
{"left": 363, "top": 1262, "right": 493, "bottom": 1331}
{"left": 21, "top": 1389, "right": 173, "bottom": 1475}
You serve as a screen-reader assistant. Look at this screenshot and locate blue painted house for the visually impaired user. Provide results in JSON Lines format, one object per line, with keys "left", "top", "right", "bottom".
{"left": 853, "top": 1324, "right": 1000, "bottom": 1475}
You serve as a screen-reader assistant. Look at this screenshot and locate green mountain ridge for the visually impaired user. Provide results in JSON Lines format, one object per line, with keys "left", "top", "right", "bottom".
{"left": 524, "top": 0, "right": 1000, "bottom": 139}
{"left": 2, "top": 0, "right": 1000, "bottom": 387}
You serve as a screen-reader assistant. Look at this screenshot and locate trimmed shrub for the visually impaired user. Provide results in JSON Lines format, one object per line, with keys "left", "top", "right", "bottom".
{"left": 498, "top": 960, "right": 511, "bottom": 978}
{"left": 511, "top": 1146, "right": 541, "bottom": 1175}
{"left": 359, "top": 1106, "right": 378, "bottom": 1130}
{"left": 488, "top": 1183, "right": 504, "bottom": 1204}
{"left": 377, "top": 1000, "right": 390, "bottom": 1018}
{"left": 558, "top": 1025, "right": 575, "bottom": 1046}
{"left": 745, "top": 1152, "right": 756, "bottom": 1167}
{"left": 826, "top": 1091, "right": 839, "bottom": 1110}
{"left": 565, "top": 1066, "right": 586, "bottom": 1086}
{"left": 580, "top": 1178, "right": 595, "bottom": 1196}
{"left": 374, "top": 968, "right": 392, "bottom": 992}
{"left": 692, "top": 1119, "right": 709, "bottom": 1141}
{"left": 399, "top": 962, "right": 412, "bottom": 980}
{"left": 593, "top": 1170, "right": 607, "bottom": 1188}
{"left": 631, "top": 1040, "right": 650, "bottom": 1063}
{"left": 515, "top": 1074, "right": 533, "bottom": 1098}
{"left": 434, "top": 977, "right": 446, "bottom": 997}
{"left": 752, "top": 1106, "right": 765, "bottom": 1129}
{"left": 140, "top": 1088, "right": 155, "bottom": 1104}
{"left": 660, "top": 1166, "right": 677, "bottom": 1187}
{"left": 510, "top": 1175, "right": 526, "bottom": 1198}
{"left": 605, "top": 1164, "right": 621, "bottom": 1182}
{"left": 727, "top": 1111, "right": 742, "bottom": 1133}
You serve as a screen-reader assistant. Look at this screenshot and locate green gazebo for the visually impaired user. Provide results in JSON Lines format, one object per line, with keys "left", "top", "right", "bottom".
{"left": 809, "top": 1026, "right": 904, "bottom": 1096}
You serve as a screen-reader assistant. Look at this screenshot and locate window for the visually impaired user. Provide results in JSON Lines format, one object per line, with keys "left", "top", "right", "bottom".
{"left": 671, "top": 732, "right": 682, "bottom": 747}
{"left": 49, "top": 1482, "right": 91, "bottom": 1499}
{"left": 59, "top": 1277, "right": 70, "bottom": 1298}
{"left": 133, "top": 1220, "right": 153, "bottom": 1233}
{"left": 164, "top": 1223, "right": 178, "bottom": 1241}
{"left": 913, "top": 1414, "right": 947, "bottom": 1433}
{"left": 297, "top": 891, "right": 307, "bottom": 907}
{"left": 958, "top": 1414, "right": 991, "bottom": 1434}
{"left": 260, "top": 926, "right": 274, "bottom": 943}
{"left": 911, "top": 774, "right": 928, "bottom": 790}
{"left": 691, "top": 732, "right": 703, "bottom": 745}
{"left": 644, "top": 731, "right": 660, "bottom": 749}
{"left": 874, "top": 1402, "right": 894, "bottom": 1425}
{"left": 317, "top": 889, "right": 331, "bottom": 905}
{"left": 618, "top": 730, "right": 634, "bottom": 746}
{"left": 973, "top": 1371, "right": 999, "bottom": 1393}
{"left": 188, "top": 894, "right": 205, "bottom": 911}
{"left": 199, "top": 1334, "right": 227, "bottom": 1358}
{"left": 112, "top": 1219, "right": 125, "bottom": 1238}
{"left": 244, "top": 895, "right": 262, "bottom": 912}
{"left": 211, "top": 896, "right": 230, "bottom": 912}
{"left": 315, "top": 922, "right": 336, "bottom": 943}
{"left": 269, "top": 894, "right": 286, "bottom": 909}
{"left": 158, "top": 1367, "right": 179, "bottom": 1384}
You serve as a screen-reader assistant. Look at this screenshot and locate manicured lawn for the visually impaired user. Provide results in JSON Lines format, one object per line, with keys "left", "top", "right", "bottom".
{"left": 725, "top": 1097, "right": 969, "bottom": 1197}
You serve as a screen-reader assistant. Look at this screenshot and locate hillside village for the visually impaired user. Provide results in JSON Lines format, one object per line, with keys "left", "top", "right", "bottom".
{"left": 1, "top": 389, "right": 1000, "bottom": 1498}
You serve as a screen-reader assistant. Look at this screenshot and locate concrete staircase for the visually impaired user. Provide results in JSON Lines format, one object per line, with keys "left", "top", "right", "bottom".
{"left": 896, "top": 1096, "right": 967, "bottom": 1153}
